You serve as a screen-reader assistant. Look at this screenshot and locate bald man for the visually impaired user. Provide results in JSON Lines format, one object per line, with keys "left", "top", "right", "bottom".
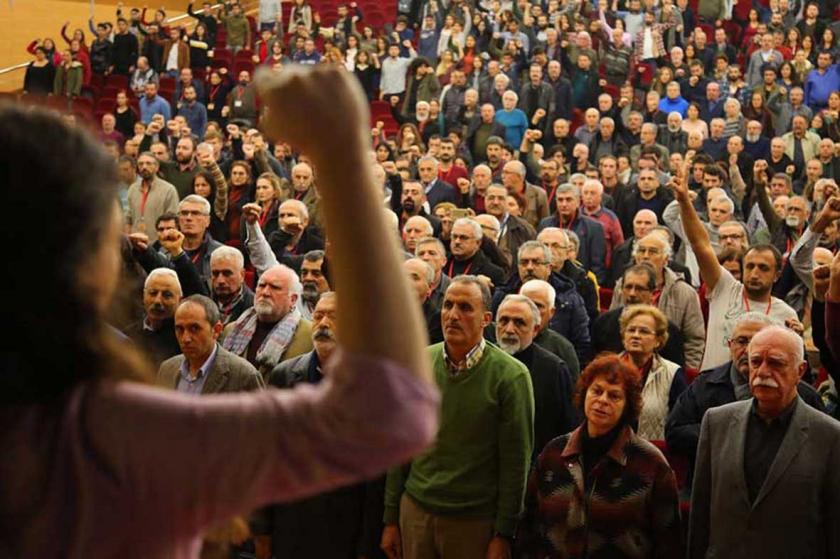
{"left": 689, "top": 326, "right": 840, "bottom": 558}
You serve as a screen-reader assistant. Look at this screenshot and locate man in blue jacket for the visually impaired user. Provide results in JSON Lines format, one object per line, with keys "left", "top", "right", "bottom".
{"left": 491, "top": 241, "right": 591, "bottom": 364}
{"left": 804, "top": 51, "right": 840, "bottom": 110}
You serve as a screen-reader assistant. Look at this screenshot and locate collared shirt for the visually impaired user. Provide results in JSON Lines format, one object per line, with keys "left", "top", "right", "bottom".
{"left": 176, "top": 343, "right": 218, "bottom": 396}
{"left": 443, "top": 338, "right": 486, "bottom": 376}
{"left": 744, "top": 397, "right": 797, "bottom": 503}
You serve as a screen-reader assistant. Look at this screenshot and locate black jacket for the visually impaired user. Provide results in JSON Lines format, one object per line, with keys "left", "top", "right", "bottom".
{"left": 125, "top": 318, "right": 180, "bottom": 368}
{"left": 513, "top": 343, "right": 577, "bottom": 457}
{"left": 445, "top": 248, "right": 506, "bottom": 288}
{"left": 614, "top": 187, "right": 675, "bottom": 239}
{"left": 266, "top": 351, "right": 387, "bottom": 559}
{"left": 591, "top": 306, "right": 685, "bottom": 366}
{"left": 423, "top": 298, "right": 444, "bottom": 345}
{"left": 665, "top": 361, "right": 825, "bottom": 477}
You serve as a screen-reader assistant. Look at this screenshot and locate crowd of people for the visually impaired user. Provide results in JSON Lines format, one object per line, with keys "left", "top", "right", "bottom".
{"left": 9, "top": 0, "right": 840, "bottom": 557}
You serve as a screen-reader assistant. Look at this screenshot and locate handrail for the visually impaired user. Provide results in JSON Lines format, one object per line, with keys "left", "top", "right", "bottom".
{"left": 0, "top": 2, "right": 228, "bottom": 78}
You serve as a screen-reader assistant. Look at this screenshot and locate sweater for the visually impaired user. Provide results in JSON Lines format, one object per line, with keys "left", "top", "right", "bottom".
{"left": 495, "top": 108, "right": 529, "bottom": 148}
{"left": 384, "top": 342, "right": 534, "bottom": 536}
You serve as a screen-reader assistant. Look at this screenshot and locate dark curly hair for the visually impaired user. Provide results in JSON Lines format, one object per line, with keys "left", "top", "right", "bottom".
{"left": 0, "top": 104, "right": 151, "bottom": 403}
{"left": 574, "top": 354, "right": 644, "bottom": 426}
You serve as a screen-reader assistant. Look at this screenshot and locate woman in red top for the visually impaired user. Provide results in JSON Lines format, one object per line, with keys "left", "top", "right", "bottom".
{"left": 60, "top": 22, "right": 88, "bottom": 52}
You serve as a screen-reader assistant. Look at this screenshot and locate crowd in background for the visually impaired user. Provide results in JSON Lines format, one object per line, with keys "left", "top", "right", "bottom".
{"left": 11, "top": 0, "right": 840, "bottom": 557}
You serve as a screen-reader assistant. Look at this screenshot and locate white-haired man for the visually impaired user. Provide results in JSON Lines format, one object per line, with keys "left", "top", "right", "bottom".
{"left": 210, "top": 245, "right": 253, "bottom": 325}
{"left": 126, "top": 267, "right": 183, "bottom": 366}
{"left": 689, "top": 325, "right": 840, "bottom": 558}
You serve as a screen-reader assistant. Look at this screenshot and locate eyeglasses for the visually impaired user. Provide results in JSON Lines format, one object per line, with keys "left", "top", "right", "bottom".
{"left": 728, "top": 336, "right": 752, "bottom": 348}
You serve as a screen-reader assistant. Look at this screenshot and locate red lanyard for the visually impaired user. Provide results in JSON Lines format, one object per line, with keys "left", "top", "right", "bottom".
{"left": 448, "top": 259, "right": 473, "bottom": 277}
{"left": 140, "top": 185, "right": 150, "bottom": 215}
{"left": 743, "top": 292, "right": 772, "bottom": 315}
{"left": 259, "top": 205, "right": 271, "bottom": 227}
{"left": 209, "top": 84, "right": 221, "bottom": 100}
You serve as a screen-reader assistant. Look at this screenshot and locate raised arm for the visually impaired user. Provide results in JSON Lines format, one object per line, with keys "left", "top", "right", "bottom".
{"left": 257, "top": 65, "right": 432, "bottom": 379}
{"left": 668, "top": 160, "right": 722, "bottom": 291}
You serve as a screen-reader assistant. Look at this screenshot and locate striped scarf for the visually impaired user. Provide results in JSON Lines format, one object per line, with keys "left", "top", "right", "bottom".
{"left": 223, "top": 307, "right": 301, "bottom": 370}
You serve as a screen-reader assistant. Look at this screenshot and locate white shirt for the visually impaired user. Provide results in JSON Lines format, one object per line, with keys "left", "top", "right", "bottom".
{"left": 701, "top": 267, "right": 797, "bottom": 371}
{"left": 642, "top": 27, "right": 655, "bottom": 60}
{"left": 166, "top": 42, "right": 180, "bottom": 71}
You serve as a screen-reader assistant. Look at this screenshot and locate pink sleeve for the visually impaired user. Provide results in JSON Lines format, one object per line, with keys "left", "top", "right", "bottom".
{"left": 83, "top": 349, "right": 439, "bottom": 540}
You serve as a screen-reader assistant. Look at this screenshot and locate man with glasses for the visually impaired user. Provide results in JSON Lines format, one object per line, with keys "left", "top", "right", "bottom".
{"left": 666, "top": 313, "right": 824, "bottom": 483}
{"left": 483, "top": 184, "right": 536, "bottom": 269}
{"left": 492, "top": 241, "right": 591, "bottom": 364}
{"left": 536, "top": 226, "right": 599, "bottom": 322}
{"left": 593, "top": 264, "right": 685, "bottom": 364}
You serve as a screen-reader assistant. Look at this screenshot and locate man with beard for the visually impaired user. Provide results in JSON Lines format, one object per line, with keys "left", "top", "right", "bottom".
{"left": 175, "top": 85, "right": 207, "bottom": 141}
{"left": 743, "top": 120, "right": 771, "bottom": 162}
{"left": 126, "top": 268, "right": 182, "bottom": 367}
{"left": 126, "top": 152, "right": 180, "bottom": 243}
{"left": 436, "top": 138, "right": 468, "bottom": 187}
{"left": 404, "top": 258, "right": 443, "bottom": 344}
{"left": 493, "top": 241, "right": 591, "bottom": 365}
{"left": 222, "top": 263, "right": 313, "bottom": 379}
{"left": 670, "top": 162, "right": 797, "bottom": 371}
{"left": 395, "top": 181, "right": 442, "bottom": 235}
{"left": 495, "top": 294, "right": 575, "bottom": 457}
{"left": 445, "top": 218, "right": 506, "bottom": 287}
{"left": 297, "top": 250, "right": 330, "bottom": 321}
{"left": 139, "top": 81, "right": 171, "bottom": 123}
{"left": 210, "top": 246, "right": 254, "bottom": 325}
{"left": 265, "top": 292, "right": 390, "bottom": 559}
{"left": 415, "top": 236, "right": 450, "bottom": 312}
{"left": 223, "top": 70, "right": 258, "bottom": 127}
{"left": 666, "top": 313, "right": 824, "bottom": 482}
{"left": 484, "top": 184, "right": 536, "bottom": 269}
{"left": 593, "top": 264, "right": 685, "bottom": 364}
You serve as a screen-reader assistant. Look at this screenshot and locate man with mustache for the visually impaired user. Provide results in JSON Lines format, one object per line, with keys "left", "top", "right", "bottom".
{"left": 495, "top": 294, "right": 575, "bottom": 457}
{"left": 296, "top": 250, "right": 330, "bottom": 320}
{"left": 404, "top": 258, "right": 443, "bottom": 344}
{"left": 665, "top": 313, "right": 824, "bottom": 481}
{"left": 688, "top": 325, "right": 840, "bottom": 558}
{"left": 265, "top": 292, "right": 389, "bottom": 559}
{"left": 126, "top": 268, "right": 182, "bottom": 367}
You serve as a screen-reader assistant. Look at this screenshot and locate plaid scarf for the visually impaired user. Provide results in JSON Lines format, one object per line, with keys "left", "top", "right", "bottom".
{"left": 217, "top": 288, "right": 245, "bottom": 325}
{"left": 223, "top": 307, "right": 301, "bottom": 370}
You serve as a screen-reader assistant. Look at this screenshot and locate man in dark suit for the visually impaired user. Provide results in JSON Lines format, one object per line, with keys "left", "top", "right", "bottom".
{"left": 495, "top": 294, "right": 576, "bottom": 458}
{"left": 417, "top": 155, "right": 458, "bottom": 210}
{"left": 688, "top": 325, "right": 840, "bottom": 559}
{"left": 126, "top": 268, "right": 183, "bottom": 367}
{"left": 666, "top": 313, "right": 824, "bottom": 481}
{"left": 404, "top": 258, "right": 444, "bottom": 344}
{"left": 157, "top": 295, "right": 264, "bottom": 393}
{"left": 266, "top": 292, "right": 388, "bottom": 559}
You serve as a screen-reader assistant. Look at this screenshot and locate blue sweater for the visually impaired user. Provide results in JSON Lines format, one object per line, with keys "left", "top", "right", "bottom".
{"left": 659, "top": 96, "right": 689, "bottom": 117}
{"left": 139, "top": 95, "right": 172, "bottom": 123}
{"left": 804, "top": 64, "right": 840, "bottom": 109}
{"left": 495, "top": 109, "right": 529, "bottom": 148}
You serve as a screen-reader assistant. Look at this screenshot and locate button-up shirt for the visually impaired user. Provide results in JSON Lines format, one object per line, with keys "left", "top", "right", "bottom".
{"left": 744, "top": 397, "right": 797, "bottom": 503}
{"left": 176, "top": 343, "right": 218, "bottom": 395}
{"left": 443, "top": 338, "right": 486, "bottom": 376}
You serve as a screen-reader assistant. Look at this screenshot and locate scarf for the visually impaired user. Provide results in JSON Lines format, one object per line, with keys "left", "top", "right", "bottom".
{"left": 223, "top": 307, "right": 301, "bottom": 369}
{"left": 217, "top": 287, "right": 245, "bottom": 325}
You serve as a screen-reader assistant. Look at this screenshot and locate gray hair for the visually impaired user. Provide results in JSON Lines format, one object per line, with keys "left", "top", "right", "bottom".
{"left": 582, "top": 178, "right": 604, "bottom": 194}
{"left": 179, "top": 294, "right": 221, "bottom": 325}
{"left": 520, "top": 279, "right": 556, "bottom": 308}
{"left": 641, "top": 122, "right": 658, "bottom": 134}
{"left": 499, "top": 294, "right": 541, "bottom": 327}
{"left": 453, "top": 217, "right": 483, "bottom": 240}
{"left": 711, "top": 195, "right": 735, "bottom": 213}
{"left": 633, "top": 231, "right": 673, "bottom": 261}
{"left": 504, "top": 160, "right": 527, "bottom": 177}
{"left": 280, "top": 198, "right": 309, "bottom": 220}
{"left": 448, "top": 275, "right": 492, "bottom": 311}
{"left": 556, "top": 182, "right": 580, "bottom": 198}
{"left": 264, "top": 263, "right": 302, "bottom": 296}
{"left": 719, "top": 220, "right": 748, "bottom": 236}
{"left": 749, "top": 325, "right": 804, "bottom": 364}
{"left": 210, "top": 245, "right": 245, "bottom": 270}
{"left": 406, "top": 257, "right": 435, "bottom": 284}
{"left": 566, "top": 229, "right": 580, "bottom": 251}
{"left": 418, "top": 155, "right": 440, "bottom": 169}
{"left": 179, "top": 194, "right": 211, "bottom": 215}
{"left": 144, "top": 268, "right": 182, "bottom": 294}
{"left": 518, "top": 240, "right": 552, "bottom": 263}
{"left": 403, "top": 215, "right": 433, "bottom": 235}
{"left": 415, "top": 236, "right": 446, "bottom": 255}
{"left": 733, "top": 312, "right": 780, "bottom": 331}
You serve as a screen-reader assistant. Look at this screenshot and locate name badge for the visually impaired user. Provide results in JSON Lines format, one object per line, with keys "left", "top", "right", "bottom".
{"left": 207, "top": 103, "right": 215, "bottom": 111}
{"left": 234, "top": 100, "right": 243, "bottom": 107}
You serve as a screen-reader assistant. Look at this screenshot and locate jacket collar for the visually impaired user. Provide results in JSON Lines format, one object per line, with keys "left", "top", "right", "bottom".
{"left": 561, "top": 423, "right": 634, "bottom": 467}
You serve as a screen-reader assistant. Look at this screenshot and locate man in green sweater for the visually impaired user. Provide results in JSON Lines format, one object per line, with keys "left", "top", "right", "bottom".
{"left": 381, "top": 276, "right": 534, "bottom": 559}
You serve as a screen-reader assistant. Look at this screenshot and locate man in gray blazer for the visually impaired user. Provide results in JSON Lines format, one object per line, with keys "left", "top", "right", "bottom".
{"left": 688, "top": 325, "right": 840, "bottom": 559}
{"left": 158, "top": 295, "right": 264, "bottom": 394}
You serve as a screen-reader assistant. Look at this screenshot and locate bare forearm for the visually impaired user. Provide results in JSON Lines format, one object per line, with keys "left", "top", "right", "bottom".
{"left": 676, "top": 195, "right": 719, "bottom": 287}
{"left": 314, "top": 140, "right": 430, "bottom": 379}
